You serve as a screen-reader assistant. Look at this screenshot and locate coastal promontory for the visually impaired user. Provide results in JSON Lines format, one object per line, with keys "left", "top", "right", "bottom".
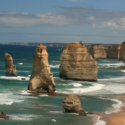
{"left": 4, "top": 53, "right": 17, "bottom": 76}
{"left": 59, "top": 42, "right": 97, "bottom": 81}
{"left": 88, "top": 44, "right": 107, "bottom": 59}
{"left": 28, "top": 44, "right": 56, "bottom": 93}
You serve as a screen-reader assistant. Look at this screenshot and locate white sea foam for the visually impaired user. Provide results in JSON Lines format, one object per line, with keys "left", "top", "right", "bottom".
{"left": 0, "top": 93, "right": 24, "bottom": 105}
{"left": 68, "top": 83, "right": 104, "bottom": 94}
{"left": 0, "top": 76, "right": 30, "bottom": 81}
{"left": 39, "top": 94, "right": 48, "bottom": 97}
{"left": 58, "top": 83, "right": 83, "bottom": 87}
{"left": 18, "top": 63, "right": 23, "bottom": 65}
{"left": 121, "top": 70, "right": 125, "bottom": 72}
{"left": 21, "top": 90, "right": 31, "bottom": 95}
{"left": 9, "top": 114, "right": 42, "bottom": 121}
{"left": 98, "top": 97, "right": 123, "bottom": 114}
{"left": 51, "top": 119, "right": 56, "bottom": 122}
{"left": 50, "top": 64, "right": 60, "bottom": 68}
{"left": 98, "top": 61, "right": 125, "bottom": 68}
{"left": 93, "top": 116, "right": 106, "bottom": 125}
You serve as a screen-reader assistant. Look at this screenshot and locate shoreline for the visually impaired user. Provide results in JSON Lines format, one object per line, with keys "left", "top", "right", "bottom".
{"left": 100, "top": 95, "right": 125, "bottom": 125}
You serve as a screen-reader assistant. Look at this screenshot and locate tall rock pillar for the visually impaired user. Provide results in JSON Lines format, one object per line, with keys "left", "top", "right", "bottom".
{"left": 28, "top": 44, "right": 56, "bottom": 92}
{"left": 4, "top": 53, "right": 17, "bottom": 76}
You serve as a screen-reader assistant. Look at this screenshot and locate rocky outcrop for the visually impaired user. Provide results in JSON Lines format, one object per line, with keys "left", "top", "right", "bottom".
{"left": 107, "top": 44, "right": 121, "bottom": 58}
{"left": 59, "top": 42, "right": 97, "bottom": 81}
{"left": 119, "top": 42, "right": 125, "bottom": 62}
{"left": 4, "top": 53, "right": 17, "bottom": 76}
{"left": 88, "top": 44, "right": 107, "bottom": 59}
{"left": 0, "top": 112, "right": 9, "bottom": 119}
{"left": 80, "top": 41, "right": 85, "bottom": 46}
{"left": 28, "top": 44, "right": 56, "bottom": 93}
{"left": 62, "top": 94, "right": 86, "bottom": 115}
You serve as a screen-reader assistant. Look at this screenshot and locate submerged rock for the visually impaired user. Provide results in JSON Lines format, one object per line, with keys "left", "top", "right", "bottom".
{"left": 4, "top": 53, "right": 17, "bottom": 76}
{"left": 88, "top": 44, "right": 107, "bottom": 59}
{"left": 107, "top": 44, "right": 121, "bottom": 58}
{"left": 62, "top": 94, "right": 86, "bottom": 115}
{"left": 119, "top": 42, "right": 125, "bottom": 63}
{"left": 59, "top": 42, "right": 97, "bottom": 81}
{"left": 28, "top": 44, "right": 56, "bottom": 93}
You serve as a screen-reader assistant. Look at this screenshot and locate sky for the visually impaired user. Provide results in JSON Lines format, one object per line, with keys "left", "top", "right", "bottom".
{"left": 0, "top": 0, "right": 125, "bottom": 44}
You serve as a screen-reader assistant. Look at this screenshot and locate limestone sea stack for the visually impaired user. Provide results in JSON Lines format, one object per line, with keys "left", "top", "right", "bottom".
{"left": 4, "top": 53, "right": 17, "bottom": 76}
{"left": 119, "top": 42, "right": 125, "bottom": 62}
{"left": 59, "top": 42, "right": 97, "bottom": 81}
{"left": 88, "top": 44, "right": 107, "bottom": 59}
{"left": 107, "top": 44, "right": 121, "bottom": 58}
{"left": 62, "top": 94, "right": 86, "bottom": 115}
{"left": 28, "top": 44, "right": 56, "bottom": 93}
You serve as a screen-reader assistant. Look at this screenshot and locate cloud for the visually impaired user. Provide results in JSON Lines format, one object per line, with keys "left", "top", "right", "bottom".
{"left": 92, "top": 18, "right": 125, "bottom": 31}
{"left": 1, "top": 7, "right": 125, "bottom": 31}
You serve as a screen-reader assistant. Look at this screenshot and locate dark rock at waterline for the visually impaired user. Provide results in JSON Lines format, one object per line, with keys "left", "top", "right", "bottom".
{"left": 62, "top": 94, "right": 86, "bottom": 115}
{"left": 0, "top": 112, "right": 9, "bottom": 119}
{"left": 21, "top": 78, "right": 26, "bottom": 80}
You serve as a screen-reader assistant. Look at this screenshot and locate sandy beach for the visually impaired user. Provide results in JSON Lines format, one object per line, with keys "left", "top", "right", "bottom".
{"left": 101, "top": 96, "right": 125, "bottom": 125}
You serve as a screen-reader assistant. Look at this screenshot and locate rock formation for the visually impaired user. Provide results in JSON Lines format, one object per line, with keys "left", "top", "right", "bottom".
{"left": 80, "top": 41, "right": 85, "bottom": 46}
{"left": 4, "top": 53, "right": 17, "bottom": 76}
{"left": 0, "top": 112, "right": 9, "bottom": 119}
{"left": 88, "top": 44, "right": 107, "bottom": 59}
{"left": 107, "top": 44, "right": 121, "bottom": 58}
{"left": 62, "top": 94, "right": 86, "bottom": 115}
{"left": 59, "top": 42, "right": 97, "bottom": 81}
{"left": 28, "top": 44, "right": 56, "bottom": 93}
{"left": 119, "top": 42, "right": 125, "bottom": 62}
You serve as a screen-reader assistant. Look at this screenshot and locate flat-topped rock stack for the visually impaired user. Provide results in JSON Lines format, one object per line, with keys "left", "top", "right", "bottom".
{"left": 4, "top": 53, "right": 17, "bottom": 76}
{"left": 59, "top": 42, "right": 97, "bottom": 81}
{"left": 119, "top": 42, "right": 125, "bottom": 63}
{"left": 28, "top": 44, "right": 56, "bottom": 93}
{"left": 107, "top": 44, "right": 121, "bottom": 58}
{"left": 88, "top": 44, "right": 107, "bottom": 59}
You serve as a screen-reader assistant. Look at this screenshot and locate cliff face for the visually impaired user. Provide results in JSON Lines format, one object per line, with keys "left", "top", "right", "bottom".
{"left": 107, "top": 45, "right": 121, "bottom": 58}
{"left": 119, "top": 42, "right": 125, "bottom": 62}
{"left": 59, "top": 42, "right": 97, "bottom": 81}
{"left": 88, "top": 44, "right": 107, "bottom": 59}
{"left": 4, "top": 53, "right": 17, "bottom": 76}
{"left": 28, "top": 44, "right": 56, "bottom": 92}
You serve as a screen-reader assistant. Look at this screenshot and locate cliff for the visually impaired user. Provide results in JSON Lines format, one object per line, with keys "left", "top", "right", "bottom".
{"left": 4, "top": 53, "right": 17, "bottom": 76}
{"left": 119, "top": 42, "right": 125, "bottom": 62}
{"left": 107, "top": 44, "right": 121, "bottom": 58}
{"left": 28, "top": 44, "right": 56, "bottom": 93}
{"left": 88, "top": 44, "right": 107, "bottom": 59}
{"left": 59, "top": 42, "right": 98, "bottom": 81}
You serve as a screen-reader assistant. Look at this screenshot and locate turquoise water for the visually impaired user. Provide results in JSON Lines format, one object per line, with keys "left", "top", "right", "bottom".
{"left": 0, "top": 45, "right": 125, "bottom": 125}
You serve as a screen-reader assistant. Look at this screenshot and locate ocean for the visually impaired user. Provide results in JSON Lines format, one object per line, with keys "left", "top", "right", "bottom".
{"left": 0, "top": 45, "right": 125, "bottom": 125}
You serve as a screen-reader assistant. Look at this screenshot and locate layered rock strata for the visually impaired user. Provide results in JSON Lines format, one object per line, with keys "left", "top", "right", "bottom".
{"left": 88, "top": 44, "right": 107, "bottom": 59}
{"left": 107, "top": 44, "right": 121, "bottom": 58}
{"left": 59, "top": 42, "right": 97, "bottom": 81}
{"left": 119, "top": 42, "right": 125, "bottom": 62}
{"left": 28, "top": 44, "right": 56, "bottom": 93}
{"left": 4, "top": 53, "right": 17, "bottom": 76}
{"left": 62, "top": 94, "right": 86, "bottom": 115}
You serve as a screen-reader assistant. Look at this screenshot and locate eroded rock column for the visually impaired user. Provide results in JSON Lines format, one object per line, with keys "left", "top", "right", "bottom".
{"left": 59, "top": 42, "right": 97, "bottom": 81}
{"left": 4, "top": 53, "right": 17, "bottom": 76}
{"left": 88, "top": 44, "right": 107, "bottom": 59}
{"left": 28, "top": 44, "right": 56, "bottom": 93}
